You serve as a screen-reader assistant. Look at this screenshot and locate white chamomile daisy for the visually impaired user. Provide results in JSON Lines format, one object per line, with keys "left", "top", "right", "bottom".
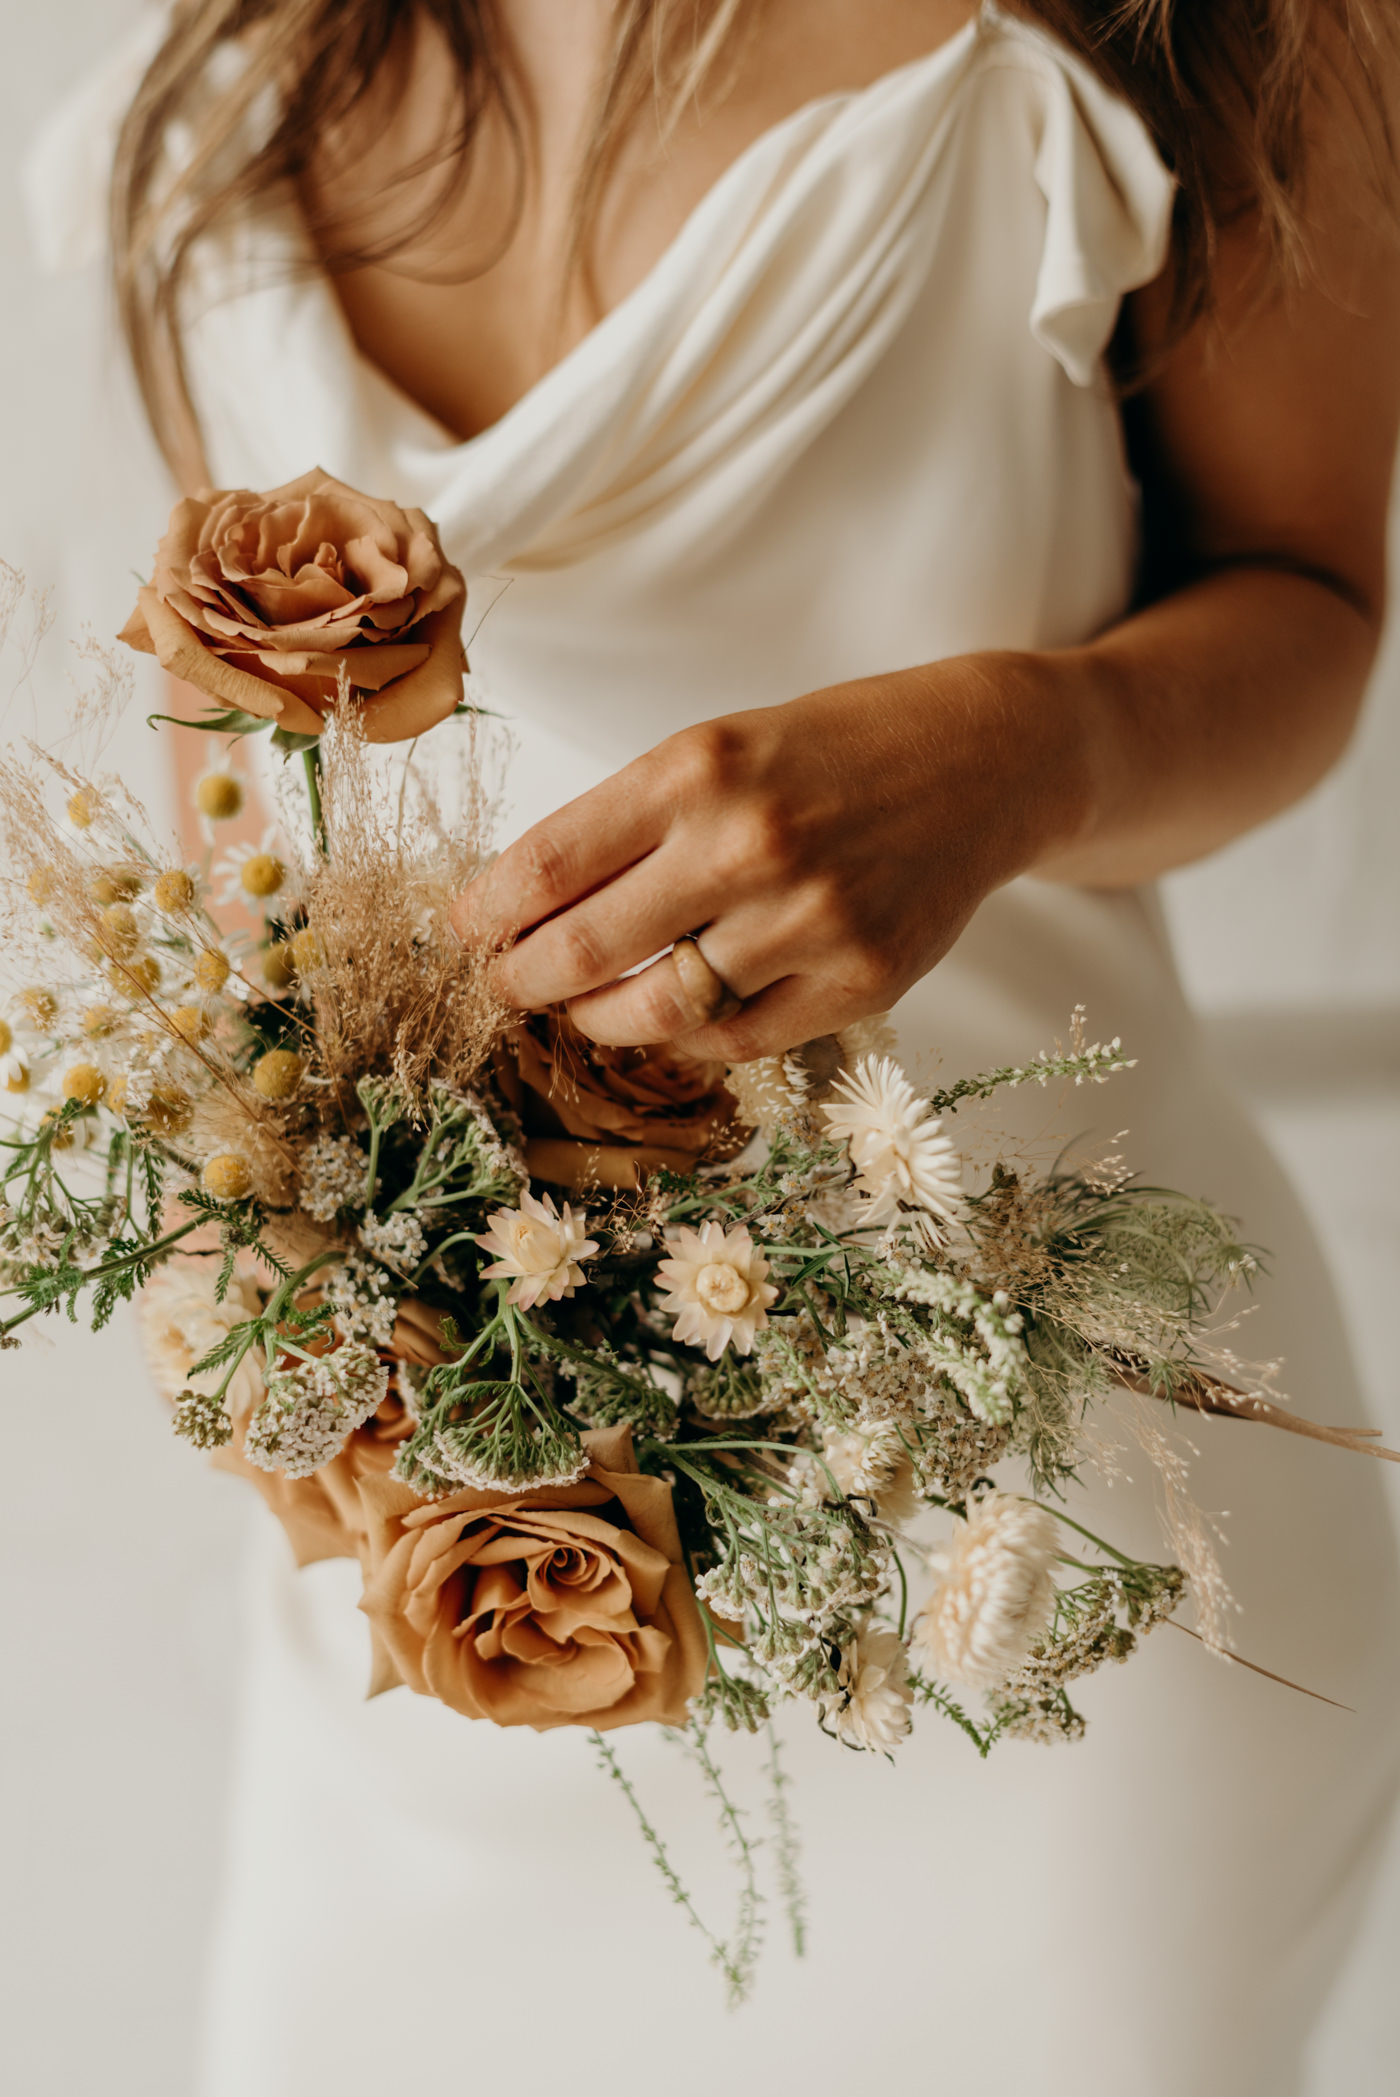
{"left": 214, "top": 826, "right": 293, "bottom": 909}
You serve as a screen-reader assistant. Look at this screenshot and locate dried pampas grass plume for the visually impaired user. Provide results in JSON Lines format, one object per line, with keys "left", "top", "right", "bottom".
{"left": 295, "top": 713, "right": 506, "bottom": 1110}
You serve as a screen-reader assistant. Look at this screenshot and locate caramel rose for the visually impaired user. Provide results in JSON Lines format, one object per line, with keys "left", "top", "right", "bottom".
{"left": 119, "top": 468, "right": 467, "bottom": 743}
{"left": 357, "top": 1424, "right": 710, "bottom": 1730}
{"left": 494, "top": 1010, "right": 747, "bottom": 1190}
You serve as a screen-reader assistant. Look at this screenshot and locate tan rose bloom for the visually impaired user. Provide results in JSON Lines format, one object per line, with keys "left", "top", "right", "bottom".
{"left": 494, "top": 1010, "right": 747, "bottom": 1190}
{"left": 358, "top": 1424, "right": 710, "bottom": 1730}
{"left": 119, "top": 468, "right": 466, "bottom": 744}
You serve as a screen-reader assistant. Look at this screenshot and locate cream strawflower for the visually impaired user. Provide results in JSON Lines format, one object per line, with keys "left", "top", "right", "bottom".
{"left": 655, "top": 1221, "right": 779, "bottom": 1360}
{"left": 819, "top": 1624, "right": 914, "bottom": 1751}
{"left": 817, "top": 1421, "right": 919, "bottom": 1523}
{"left": 913, "top": 1492, "right": 1059, "bottom": 1692}
{"left": 139, "top": 1265, "right": 267, "bottom": 1420}
{"left": 476, "top": 1188, "right": 598, "bottom": 1310}
{"left": 821, "top": 1053, "right": 962, "bottom": 1230}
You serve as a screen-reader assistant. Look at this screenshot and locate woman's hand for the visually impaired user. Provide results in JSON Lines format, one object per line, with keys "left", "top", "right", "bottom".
{"left": 450, "top": 658, "right": 1086, "bottom": 1061}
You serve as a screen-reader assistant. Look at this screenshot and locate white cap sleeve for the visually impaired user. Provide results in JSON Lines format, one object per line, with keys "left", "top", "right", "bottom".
{"left": 22, "top": 9, "right": 170, "bottom": 275}
{"left": 1016, "top": 33, "right": 1176, "bottom": 386}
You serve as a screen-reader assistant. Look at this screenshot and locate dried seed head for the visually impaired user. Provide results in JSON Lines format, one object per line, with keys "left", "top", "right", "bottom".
{"left": 81, "top": 1004, "right": 118, "bottom": 1039}
{"left": 67, "top": 788, "right": 100, "bottom": 828}
{"left": 26, "top": 868, "right": 58, "bottom": 907}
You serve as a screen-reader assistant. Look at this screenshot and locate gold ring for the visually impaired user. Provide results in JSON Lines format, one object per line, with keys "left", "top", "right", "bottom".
{"left": 671, "top": 935, "right": 743, "bottom": 1026}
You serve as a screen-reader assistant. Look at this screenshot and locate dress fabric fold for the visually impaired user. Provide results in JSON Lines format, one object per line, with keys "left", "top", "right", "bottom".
{"left": 27, "top": 8, "right": 1400, "bottom": 2093}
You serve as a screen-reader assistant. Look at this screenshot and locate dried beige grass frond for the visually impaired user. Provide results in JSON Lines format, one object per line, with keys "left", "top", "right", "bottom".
{"left": 299, "top": 714, "right": 506, "bottom": 1115}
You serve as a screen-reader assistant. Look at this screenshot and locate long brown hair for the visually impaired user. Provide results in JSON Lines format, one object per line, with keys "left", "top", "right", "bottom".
{"left": 112, "top": 0, "right": 1397, "bottom": 481}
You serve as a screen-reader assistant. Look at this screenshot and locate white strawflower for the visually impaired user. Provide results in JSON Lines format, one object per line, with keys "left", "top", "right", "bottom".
{"left": 139, "top": 1265, "right": 266, "bottom": 1420}
{"left": 821, "top": 1054, "right": 962, "bottom": 1230}
{"left": 913, "top": 1493, "right": 1059, "bottom": 1691}
{"left": 819, "top": 1624, "right": 913, "bottom": 1751}
{"left": 656, "top": 1221, "right": 779, "bottom": 1360}
{"left": 476, "top": 1188, "right": 598, "bottom": 1309}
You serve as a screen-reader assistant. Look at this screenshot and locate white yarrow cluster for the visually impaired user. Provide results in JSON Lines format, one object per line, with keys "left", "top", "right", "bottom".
{"left": 358, "top": 1208, "right": 429, "bottom": 1275}
{"left": 299, "top": 1132, "right": 372, "bottom": 1221}
{"left": 475, "top": 1188, "right": 598, "bottom": 1308}
{"left": 244, "top": 1341, "right": 389, "bottom": 1479}
{"left": 818, "top": 1625, "right": 914, "bottom": 1751}
{"left": 656, "top": 1221, "right": 779, "bottom": 1359}
{"left": 913, "top": 1493, "right": 1059, "bottom": 1692}
{"left": 325, "top": 1252, "right": 400, "bottom": 1347}
{"left": 821, "top": 1055, "right": 962, "bottom": 1231}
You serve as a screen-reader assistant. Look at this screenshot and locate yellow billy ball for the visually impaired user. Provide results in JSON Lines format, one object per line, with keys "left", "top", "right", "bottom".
{"left": 62, "top": 1063, "right": 106, "bottom": 1107}
{"left": 20, "top": 987, "right": 58, "bottom": 1028}
{"left": 144, "top": 1085, "right": 193, "bottom": 1137}
{"left": 252, "top": 1047, "right": 304, "bottom": 1101}
{"left": 194, "top": 949, "right": 231, "bottom": 994}
{"left": 261, "top": 942, "right": 296, "bottom": 991}
{"left": 153, "top": 868, "right": 197, "bottom": 913}
{"left": 113, "top": 954, "right": 162, "bottom": 998}
{"left": 67, "top": 788, "right": 99, "bottom": 828}
{"left": 89, "top": 867, "right": 142, "bottom": 906}
{"left": 288, "top": 927, "right": 324, "bottom": 975}
{"left": 194, "top": 772, "right": 244, "bottom": 821}
{"left": 202, "top": 1152, "right": 253, "bottom": 1202}
{"left": 169, "top": 1004, "right": 207, "bottom": 1044}
{"left": 240, "top": 853, "right": 284, "bottom": 899}
{"left": 99, "top": 903, "right": 141, "bottom": 959}
{"left": 40, "top": 1110, "right": 75, "bottom": 1151}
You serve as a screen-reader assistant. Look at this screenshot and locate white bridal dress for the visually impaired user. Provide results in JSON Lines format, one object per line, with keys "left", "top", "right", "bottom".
{"left": 31, "top": 8, "right": 1400, "bottom": 2094}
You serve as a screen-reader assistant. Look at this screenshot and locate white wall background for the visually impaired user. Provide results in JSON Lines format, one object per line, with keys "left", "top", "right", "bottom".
{"left": 2, "top": 6, "right": 1397, "bottom": 2093}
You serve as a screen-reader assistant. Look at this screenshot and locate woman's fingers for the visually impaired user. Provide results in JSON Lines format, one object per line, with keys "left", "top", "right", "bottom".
{"left": 570, "top": 964, "right": 852, "bottom": 1063}
{"left": 450, "top": 759, "right": 671, "bottom": 950}
{"left": 563, "top": 939, "right": 755, "bottom": 1045}
{"left": 488, "top": 843, "right": 721, "bottom": 1009}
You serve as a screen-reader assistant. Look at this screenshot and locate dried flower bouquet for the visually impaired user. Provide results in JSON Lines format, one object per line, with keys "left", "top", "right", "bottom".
{"left": 2, "top": 484, "right": 1388, "bottom": 1997}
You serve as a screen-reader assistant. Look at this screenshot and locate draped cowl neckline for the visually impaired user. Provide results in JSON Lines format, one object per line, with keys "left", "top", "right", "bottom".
{"left": 28, "top": 6, "right": 1172, "bottom": 590}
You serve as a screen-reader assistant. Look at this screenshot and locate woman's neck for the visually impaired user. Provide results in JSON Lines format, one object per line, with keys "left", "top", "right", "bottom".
{"left": 303, "top": 0, "right": 980, "bottom": 442}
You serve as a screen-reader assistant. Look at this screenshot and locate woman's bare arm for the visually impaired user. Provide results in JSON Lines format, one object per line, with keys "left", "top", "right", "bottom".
{"left": 451, "top": 58, "right": 1400, "bottom": 1060}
